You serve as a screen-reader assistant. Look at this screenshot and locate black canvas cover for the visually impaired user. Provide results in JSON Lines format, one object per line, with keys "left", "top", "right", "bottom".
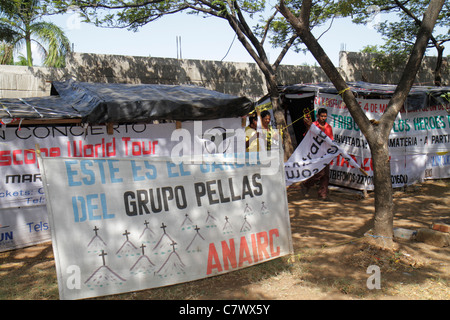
{"left": 0, "top": 80, "right": 254, "bottom": 124}
{"left": 280, "top": 81, "right": 450, "bottom": 111}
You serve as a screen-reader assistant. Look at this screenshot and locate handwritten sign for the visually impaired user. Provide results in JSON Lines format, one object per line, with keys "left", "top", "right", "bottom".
{"left": 39, "top": 153, "right": 292, "bottom": 300}
{"left": 314, "top": 93, "right": 450, "bottom": 189}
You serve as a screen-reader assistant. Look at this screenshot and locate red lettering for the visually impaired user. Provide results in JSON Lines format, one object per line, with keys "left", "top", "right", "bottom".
{"left": 40, "top": 147, "right": 61, "bottom": 157}
{"left": 206, "top": 243, "right": 222, "bottom": 275}
{"left": 250, "top": 234, "right": 259, "bottom": 263}
{"left": 256, "top": 232, "right": 270, "bottom": 261}
{"left": 122, "top": 137, "right": 131, "bottom": 156}
{"left": 269, "top": 229, "right": 280, "bottom": 257}
{"left": 24, "top": 149, "right": 36, "bottom": 164}
{"left": 221, "top": 239, "right": 237, "bottom": 271}
{"left": 363, "top": 158, "right": 373, "bottom": 172}
{"left": 238, "top": 236, "right": 253, "bottom": 267}
{"left": 206, "top": 229, "right": 282, "bottom": 275}
{"left": 0, "top": 150, "right": 11, "bottom": 166}
{"left": 0, "top": 147, "right": 62, "bottom": 167}
{"left": 122, "top": 137, "right": 158, "bottom": 156}
{"left": 132, "top": 141, "right": 141, "bottom": 156}
{"left": 13, "top": 149, "right": 23, "bottom": 165}
{"left": 68, "top": 139, "right": 116, "bottom": 158}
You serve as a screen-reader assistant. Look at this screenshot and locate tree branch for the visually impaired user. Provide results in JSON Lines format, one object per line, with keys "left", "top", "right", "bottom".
{"left": 381, "top": 0, "right": 446, "bottom": 134}
{"left": 272, "top": 34, "right": 296, "bottom": 70}
{"left": 277, "top": 0, "right": 373, "bottom": 137}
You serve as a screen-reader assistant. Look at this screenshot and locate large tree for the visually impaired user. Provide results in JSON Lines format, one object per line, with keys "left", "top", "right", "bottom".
{"left": 0, "top": 0, "right": 71, "bottom": 67}
{"left": 46, "top": 0, "right": 341, "bottom": 160}
{"left": 355, "top": 0, "right": 450, "bottom": 86}
{"left": 277, "top": 0, "right": 445, "bottom": 247}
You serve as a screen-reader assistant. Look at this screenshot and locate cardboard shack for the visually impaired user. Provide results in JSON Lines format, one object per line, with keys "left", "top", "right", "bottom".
{"left": 0, "top": 80, "right": 294, "bottom": 300}
{"left": 279, "top": 82, "right": 450, "bottom": 190}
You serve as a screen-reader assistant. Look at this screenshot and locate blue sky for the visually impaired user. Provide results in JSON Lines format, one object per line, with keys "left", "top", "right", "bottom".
{"left": 36, "top": 8, "right": 386, "bottom": 67}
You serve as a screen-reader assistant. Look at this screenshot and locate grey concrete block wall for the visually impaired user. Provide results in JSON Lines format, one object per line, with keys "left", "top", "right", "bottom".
{"left": 0, "top": 65, "right": 70, "bottom": 98}
{"left": 64, "top": 52, "right": 329, "bottom": 99}
{"left": 0, "top": 51, "right": 447, "bottom": 99}
{"left": 339, "top": 51, "right": 449, "bottom": 85}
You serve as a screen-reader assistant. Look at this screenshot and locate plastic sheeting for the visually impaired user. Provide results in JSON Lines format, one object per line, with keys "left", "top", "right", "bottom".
{"left": 280, "top": 81, "right": 450, "bottom": 112}
{"left": 0, "top": 80, "right": 254, "bottom": 124}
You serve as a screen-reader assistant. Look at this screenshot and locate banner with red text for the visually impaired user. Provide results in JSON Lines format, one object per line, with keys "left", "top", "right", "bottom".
{"left": 0, "top": 119, "right": 240, "bottom": 209}
{"left": 39, "top": 152, "right": 292, "bottom": 300}
{"left": 284, "top": 123, "right": 362, "bottom": 185}
{"left": 314, "top": 93, "right": 450, "bottom": 190}
{"left": 0, "top": 119, "right": 242, "bottom": 252}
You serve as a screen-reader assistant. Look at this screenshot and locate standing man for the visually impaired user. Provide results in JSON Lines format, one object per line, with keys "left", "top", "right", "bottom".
{"left": 302, "top": 108, "right": 333, "bottom": 201}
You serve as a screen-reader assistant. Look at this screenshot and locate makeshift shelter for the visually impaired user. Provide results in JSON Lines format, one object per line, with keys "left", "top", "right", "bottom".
{"left": 0, "top": 79, "right": 254, "bottom": 125}
{"left": 277, "top": 82, "right": 450, "bottom": 191}
{"left": 0, "top": 80, "right": 255, "bottom": 252}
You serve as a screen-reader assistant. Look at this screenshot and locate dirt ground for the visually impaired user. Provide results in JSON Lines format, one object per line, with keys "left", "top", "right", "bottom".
{"left": 0, "top": 179, "right": 448, "bottom": 300}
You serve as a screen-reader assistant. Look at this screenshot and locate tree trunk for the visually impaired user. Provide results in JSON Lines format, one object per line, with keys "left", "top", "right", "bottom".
{"left": 434, "top": 45, "right": 444, "bottom": 86}
{"left": 25, "top": 32, "right": 33, "bottom": 67}
{"left": 278, "top": 0, "right": 445, "bottom": 249}
{"left": 369, "top": 136, "right": 394, "bottom": 245}
{"left": 266, "top": 76, "right": 294, "bottom": 161}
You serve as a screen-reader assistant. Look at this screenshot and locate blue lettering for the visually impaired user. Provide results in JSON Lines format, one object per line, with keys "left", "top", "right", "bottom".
{"left": 166, "top": 161, "right": 178, "bottom": 177}
{"left": 66, "top": 159, "right": 124, "bottom": 186}
{"left": 80, "top": 160, "right": 96, "bottom": 185}
{"left": 166, "top": 161, "right": 191, "bottom": 177}
{"left": 72, "top": 193, "right": 114, "bottom": 223}
{"left": 131, "top": 160, "right": 157, "bottom": 181}
{"left": 0, "top": 231, "right": 13, "bottom": 242}
{"left": 72, "top": 196, "right": 87, "bottom": 222}
{"left": 100, "top": 193, "right": 115, "bottom": 219}
{"left": 66, "top": 160, "right": 81, "bottom": 187}
{"left": 108, "top": 160, "right": 123, "bottom": 183}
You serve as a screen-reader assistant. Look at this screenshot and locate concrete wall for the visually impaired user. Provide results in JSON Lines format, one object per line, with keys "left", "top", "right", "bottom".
{"left": 339, "top": 51, "right": 449, "bottom": 86}
{"left": 0, "top": 65, "right": 68, "bottom": 98}
{"left": 64, "top": 52, "right": 329, "bottom": 99}
{"left": 0, "top": 51, "right": 448, "bottom": 99}
{"left": 0, "top": 52, "right": 329, "bottom": 99}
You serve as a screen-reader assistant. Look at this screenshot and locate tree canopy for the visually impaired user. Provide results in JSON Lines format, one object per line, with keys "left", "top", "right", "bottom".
{"left": 0, "top": 0, "right": 71, "bottom": 67}
{"left": 354, "top": 0, "right": 449, "bottom": 85}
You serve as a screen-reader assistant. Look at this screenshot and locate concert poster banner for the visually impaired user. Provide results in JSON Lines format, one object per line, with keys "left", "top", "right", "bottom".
{"left": 0, "top": 118, "right": 242, "bottom": 252}
{"left": 314, "top": 93, "right": 450, "bottom": 190}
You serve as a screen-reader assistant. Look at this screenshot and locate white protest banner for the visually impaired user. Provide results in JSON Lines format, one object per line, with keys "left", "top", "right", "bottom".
{"left": 39, "top": 152, "right": 292, "bottom": 300}
{"left": 314, "top": 93, "right": 450, "bottom": 189}
{"left": 285, "top": 124, "right": 362, "bottom": 185}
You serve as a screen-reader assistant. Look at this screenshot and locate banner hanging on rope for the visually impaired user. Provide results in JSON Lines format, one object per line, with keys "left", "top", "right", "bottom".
{"left": 285, "top": 124, "right": 363, "bottom": 185}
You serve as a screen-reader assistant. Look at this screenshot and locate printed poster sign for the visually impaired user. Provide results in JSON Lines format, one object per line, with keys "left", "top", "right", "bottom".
{"left": 39, "top": 153, "right": 292, "bottom": 300}
{"left": 0, "top": 205, "right": 49, "bottom": 252}
{"left": 0, "top": 119, "right": 240, "bottom": 209}
{"left": 0, "top": 119, "right": 242, "bottom": 252}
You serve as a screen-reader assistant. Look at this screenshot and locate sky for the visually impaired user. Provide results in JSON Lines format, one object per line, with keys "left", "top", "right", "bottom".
{"left": 33, "top": 6, "right": 387, "bottom": 68}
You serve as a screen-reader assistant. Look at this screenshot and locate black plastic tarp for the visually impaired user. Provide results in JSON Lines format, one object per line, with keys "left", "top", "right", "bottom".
{"left": 280, "top": 81, "right": 450, "bottom": 111}
{"left": 0, "top": 80, "right": 254, "bottom": 124}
